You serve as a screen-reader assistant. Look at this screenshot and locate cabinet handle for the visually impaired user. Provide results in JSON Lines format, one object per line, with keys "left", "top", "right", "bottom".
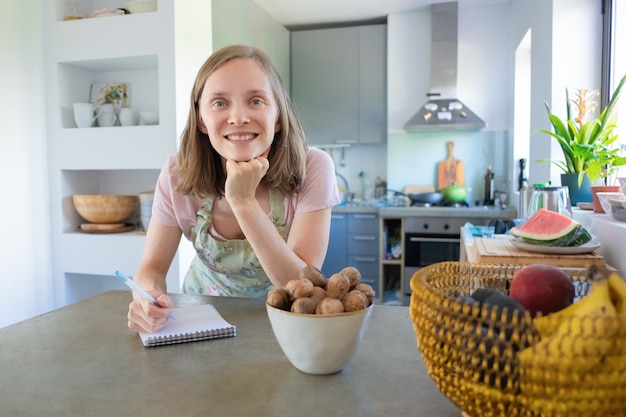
{"left": 353, "top": 256, "right": 376, "bottom": 262}
{"left": 331, "top": 214, "right": 346, "bottom": 220}
{"left": 353, "top": 214, "right": 377, "bottom": 220}
{"left": 353, "top": 235, "right": 376, "bottom": 241}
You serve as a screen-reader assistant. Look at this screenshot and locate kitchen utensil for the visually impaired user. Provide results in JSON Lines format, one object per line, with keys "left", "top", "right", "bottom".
{"left": 437, "top": 141, "right": 465, "bottom": 189}
{"left": 439, "top": 184, "right": 469, "bottom": 202}
{"left": 526, "top": 185, "right": 572, "bottom": 219}
{"left": 471, "top": 236, "right": 605, "bottom": 268}
{"left": 399, "top": 185, "right": 443, "bottom": 205}
{"left": 391, "top": 190, "right": 442, "bottom": 205}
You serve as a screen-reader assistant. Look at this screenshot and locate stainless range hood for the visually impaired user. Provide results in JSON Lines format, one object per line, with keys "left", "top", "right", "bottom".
{"left": 404, "top": 1, "right": 486, "bottom": 131}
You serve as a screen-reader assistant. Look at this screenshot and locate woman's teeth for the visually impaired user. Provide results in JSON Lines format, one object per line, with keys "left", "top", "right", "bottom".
{"left": 226, "top": 134, "right": 255, "bottom": 141}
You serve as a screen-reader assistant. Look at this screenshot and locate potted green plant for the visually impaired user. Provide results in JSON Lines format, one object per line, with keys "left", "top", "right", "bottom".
{"left": 538, "top": 73, "right": 626, "bottom": 194}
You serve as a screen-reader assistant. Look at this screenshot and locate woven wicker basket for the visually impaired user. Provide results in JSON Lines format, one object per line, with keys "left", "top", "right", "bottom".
{"left": 409, "top": 262, "right": 626, "bottom": 417}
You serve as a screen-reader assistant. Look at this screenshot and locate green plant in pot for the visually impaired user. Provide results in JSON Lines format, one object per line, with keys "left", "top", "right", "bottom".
{"left": 538, "top": 73, "right": 626, "bottom": 191}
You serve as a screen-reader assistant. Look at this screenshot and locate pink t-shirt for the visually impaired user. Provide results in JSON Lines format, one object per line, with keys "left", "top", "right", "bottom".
{"left": 152, "top": 147, "right": 340, "bottom": 242}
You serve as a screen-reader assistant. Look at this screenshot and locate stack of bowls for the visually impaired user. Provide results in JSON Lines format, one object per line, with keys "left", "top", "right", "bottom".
{"left": 138, "top": 191, "right": 155, "bottom": 232}
{"left": 608, "top": 177, "right": 626, "bottom": 222}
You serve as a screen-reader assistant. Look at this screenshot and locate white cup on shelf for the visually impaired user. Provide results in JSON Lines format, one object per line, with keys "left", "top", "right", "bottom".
{"left": 73, "top": 103, "right": 101, "bottom": 128}
{"left": 119, "top": 107, "right": 135, "bottom": 126}
{"left": 97, "top": 103, "right": 117, "bottom": 127}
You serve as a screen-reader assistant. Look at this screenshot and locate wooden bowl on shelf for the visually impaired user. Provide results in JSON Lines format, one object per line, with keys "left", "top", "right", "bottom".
{"left": 72, "top": 194, "right": 139, "bottom": 224}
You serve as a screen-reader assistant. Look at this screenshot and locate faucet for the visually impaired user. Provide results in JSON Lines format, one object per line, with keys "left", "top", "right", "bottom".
{"left": 335, "top": 172, "right": 352, "bottom": 203}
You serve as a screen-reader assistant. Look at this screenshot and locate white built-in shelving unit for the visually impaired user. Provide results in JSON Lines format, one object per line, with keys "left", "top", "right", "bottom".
{"left": 43, "top": 0, "right": 214, "bottom": 306}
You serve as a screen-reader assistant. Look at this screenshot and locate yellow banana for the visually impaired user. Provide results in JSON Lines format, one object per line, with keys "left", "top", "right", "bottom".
{"left": 519, "top": 278, "right": 618, "bottom": 372}
{"left": 608, "top": 271, "right": 626, "bottom": 314}
{"left": 599, "top": 272, "right": 626, "bottom": 372}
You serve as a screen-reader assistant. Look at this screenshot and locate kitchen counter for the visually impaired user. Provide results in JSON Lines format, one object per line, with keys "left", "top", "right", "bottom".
{"left": 379, "top": 206, "right": 517, "bottom": 219}
{"left": 0, "top": 291, "right": 461, "bottom": 417}
{"left": 572, "top": 208, "right": 625, "bottom": 275}
{"left": 333, "top": 203, "right": 517, "bottom": 219}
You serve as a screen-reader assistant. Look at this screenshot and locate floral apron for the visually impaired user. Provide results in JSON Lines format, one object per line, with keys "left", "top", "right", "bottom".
{"left": 182, "top": 188, "right": 287, "bottom": 297}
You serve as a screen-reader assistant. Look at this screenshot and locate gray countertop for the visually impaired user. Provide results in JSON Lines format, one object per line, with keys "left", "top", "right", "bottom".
{"left": 0, "top": 291, "right": 461, "bottom": 417}
{"left": 333, "top": 203, "right": 517, "bottom": 219}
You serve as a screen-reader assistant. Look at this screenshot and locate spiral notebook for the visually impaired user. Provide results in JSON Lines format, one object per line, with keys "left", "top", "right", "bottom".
{"left": 139, "top": 304, "right": 236, "bottom": 347}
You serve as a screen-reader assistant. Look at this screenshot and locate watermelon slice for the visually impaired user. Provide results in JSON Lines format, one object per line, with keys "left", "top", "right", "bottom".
{"left": 510, "top": 208, "right": 592, "bottom": 247}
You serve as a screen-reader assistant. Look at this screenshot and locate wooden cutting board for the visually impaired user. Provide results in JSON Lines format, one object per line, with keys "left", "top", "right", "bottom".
{"left": 472, "top": 236, "right": 606, "bottom": 268}
{"left": 437, "top": 141, "right": 465, "bottom": 189}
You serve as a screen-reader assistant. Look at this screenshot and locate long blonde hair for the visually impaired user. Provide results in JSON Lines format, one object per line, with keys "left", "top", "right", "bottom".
{"left": 175, "top": 45, "right": 308, "bottom": 198}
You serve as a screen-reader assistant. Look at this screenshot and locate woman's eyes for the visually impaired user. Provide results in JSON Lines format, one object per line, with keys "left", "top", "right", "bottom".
{"left": 211, "top": 98, "right": 266, "bottom": 108}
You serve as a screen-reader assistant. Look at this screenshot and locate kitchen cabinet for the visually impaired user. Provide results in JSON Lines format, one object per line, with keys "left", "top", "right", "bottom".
{"left": 290, "top": 24, "right": 387, "bottom": 145}
{"left": 322, "top": 213, "right": 380, "bottom": 298}
{"left": 322, "top": 214, "right": 348, "bottom": 277}
{"left": 43, "top": 1, "right": 213, "bottom": 305}
{"left": 380, "top": 217, "right": 404, "bottom": 305}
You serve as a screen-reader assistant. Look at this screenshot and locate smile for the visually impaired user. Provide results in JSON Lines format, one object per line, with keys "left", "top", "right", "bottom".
{"left": 225, "top": 133, "right": 257, "bottom": 141}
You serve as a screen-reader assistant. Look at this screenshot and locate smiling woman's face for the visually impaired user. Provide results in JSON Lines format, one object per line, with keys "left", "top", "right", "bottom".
{"left": 197, "top": 57, "right": 281, "bottom": 163}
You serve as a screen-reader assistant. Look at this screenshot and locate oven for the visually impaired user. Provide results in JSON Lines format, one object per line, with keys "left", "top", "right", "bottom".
{"left": 403, "top": 217, "right": 471, "bottom": 304}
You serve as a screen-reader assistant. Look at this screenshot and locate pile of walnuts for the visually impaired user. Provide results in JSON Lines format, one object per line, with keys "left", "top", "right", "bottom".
{"left": 267, "top": 265, "right": 375, "bottom": 314}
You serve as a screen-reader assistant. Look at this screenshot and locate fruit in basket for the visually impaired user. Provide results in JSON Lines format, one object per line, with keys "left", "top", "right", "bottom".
{"left": 463, "top": 289, "right": 537, "bottom": 390}
{"left": 509, "top": 208, "right": 592, "bottom": 246}
{"left": 608, "top": 271, "right": 626, "bottom": 314}
{"left": 509, "top": 264, "right": 575, "bottom": 317}
{"left": 518, "top": 274, "right": 618, "bottom": 371}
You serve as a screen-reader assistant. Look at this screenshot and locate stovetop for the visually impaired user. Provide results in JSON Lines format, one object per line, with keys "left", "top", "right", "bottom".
{"left": 410, "top": 200, "right": 470, "bottom": 208}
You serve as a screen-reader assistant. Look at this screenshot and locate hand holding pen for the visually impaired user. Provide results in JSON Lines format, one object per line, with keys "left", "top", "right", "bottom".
{"left": 115, "top": 270, "right": 175, "bottom": 328}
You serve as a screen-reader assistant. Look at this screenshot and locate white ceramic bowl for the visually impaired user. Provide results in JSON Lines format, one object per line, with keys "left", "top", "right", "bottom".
{"left": 266, "top": 303, "right": 372, "bottom": 375}
{"left": 618, "top": 177, "right": 626, "bottom": 196}
{"left": 596, "top": 191, "right": 624, "bottom": 214}
{"left": 124, "top": 0, "right": 157, "bottom": 14}
{"left": 609, "top": 196, "right": 626, "bottom": 222}
{"left": 140, "top": 111, "right": 159, "bottom": 125}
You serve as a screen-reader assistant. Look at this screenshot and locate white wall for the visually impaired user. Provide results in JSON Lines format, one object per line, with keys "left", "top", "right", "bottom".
{"left": 0, "top": 0, "right": 53, "bottom": 328}
{"left": 510, "top": 0, "right": 603, "bottom": 186}
{"left": 386, "top": 4, "right": 512, "bottom": 203}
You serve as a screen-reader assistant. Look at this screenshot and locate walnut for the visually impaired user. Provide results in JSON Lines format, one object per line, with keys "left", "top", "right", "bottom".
{"left": 291, "top": 297, "right": 317, "bottom": 314}
{"left": 342, "top": 290, "right": 368, "bottom": 312}
{"left": 310, "top": 286, "right": 327, "bottom": 304}
{"left": 316, "top": 297, "right": 345, "bottom": 314}
{"left": 285, "top": 278, "right": 314, "bottom": 300}
{"left": 267, "top": 288, "right": 290, "bottom": 310}
{"left": 341, "top": 266, "right": 361, "bottom": 288}
{"left": 354, "top": 283, "right": 375, "bottom": 305}
{"left": 326, "top": 273, "right": 351, "bottom": 300}
{"left": 299, "top": 265, "right": 326, "bottom": 287}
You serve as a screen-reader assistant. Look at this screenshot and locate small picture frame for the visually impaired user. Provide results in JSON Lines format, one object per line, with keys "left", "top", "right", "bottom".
{"left": 90, "top": 82, "right": 130, "bottom": 110}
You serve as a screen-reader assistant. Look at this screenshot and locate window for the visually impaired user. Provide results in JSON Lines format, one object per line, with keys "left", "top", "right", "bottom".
{"left": 603, "top": 0, "right": 625, "bottom": 147}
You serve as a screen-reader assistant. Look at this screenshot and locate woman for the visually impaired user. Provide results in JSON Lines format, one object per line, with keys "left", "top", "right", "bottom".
{"left": 127, "top": 45, "right": 339, "bottom": 333}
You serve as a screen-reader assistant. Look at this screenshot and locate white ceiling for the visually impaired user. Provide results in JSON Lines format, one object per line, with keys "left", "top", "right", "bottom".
{"left": 253, "top": 0, "right": 509, "bottom": 27}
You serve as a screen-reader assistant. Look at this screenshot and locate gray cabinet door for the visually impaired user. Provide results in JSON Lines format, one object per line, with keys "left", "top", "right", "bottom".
{"left": 321, "top": 213, "right": 348, "bottom": 277}
{"left": 291, "top": 27, "right": 359, "bottom": 145}
{"left": 358, "top": 25, "right": 387, "bottom": 144}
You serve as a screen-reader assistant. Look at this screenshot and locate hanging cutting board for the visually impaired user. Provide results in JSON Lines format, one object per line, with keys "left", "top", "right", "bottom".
{"left": 471, "top": 236, "right": 606, "bottom": 268}
{"left": 437, "top": 141, "right": 465, "bottom": 189}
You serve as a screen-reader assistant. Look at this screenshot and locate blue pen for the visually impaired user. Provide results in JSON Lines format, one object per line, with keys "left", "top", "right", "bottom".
{"left": 114, "top": 270, "right": 175, "bottom": 320}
